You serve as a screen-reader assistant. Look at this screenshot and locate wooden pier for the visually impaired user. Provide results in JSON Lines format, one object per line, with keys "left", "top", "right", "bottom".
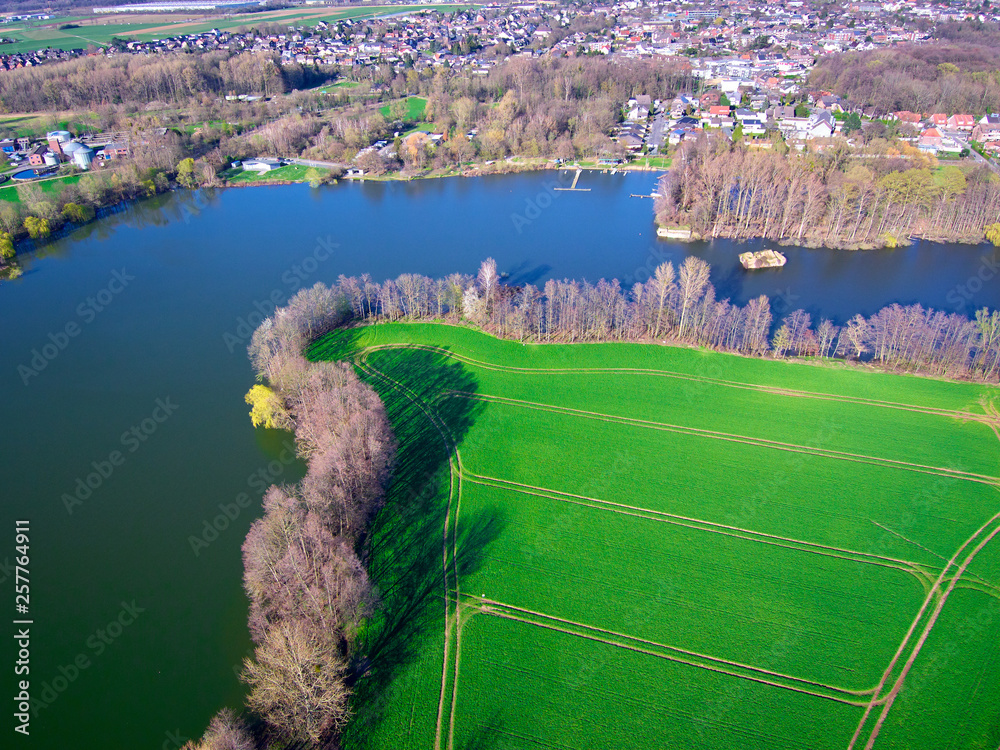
{"left": 554, "top": 169, "right": 591, "bottom": 192}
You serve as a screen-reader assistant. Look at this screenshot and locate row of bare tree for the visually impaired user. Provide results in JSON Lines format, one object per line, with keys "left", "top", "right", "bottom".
{"left": 186, "top": 286, "right": 396, "bottom": 749}
{"left": 330, "top": 258, "right": 1000, "bottom": 381}
{"left": 655, "top": 134, "right": 1000, "bottom": 248}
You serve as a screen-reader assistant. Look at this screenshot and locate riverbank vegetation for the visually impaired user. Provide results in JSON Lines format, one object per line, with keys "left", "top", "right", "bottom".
{"left": 655, "top": 132, "right": 1000, "bottom": 248}
{"left": 187, "top": 284, "right": 397, "bottom": 749}
{"left": 313, "top": 258, "right": 1000, "bottom": 382}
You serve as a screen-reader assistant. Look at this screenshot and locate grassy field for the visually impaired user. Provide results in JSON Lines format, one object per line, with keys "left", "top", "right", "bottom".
{"left": 0, "top": 173, "right": 82, "bottom": 203}
{"left": 221, "top": 163, "right": 317, "bottom": 184}
{"left": 310, "top": 323, "right": 1000, "bottom": 750}
{"left": 380, "top": 96, "right": 428, "bottom": 122}
{"left": 0, "top": 5, "right": 476, "bottom": 53}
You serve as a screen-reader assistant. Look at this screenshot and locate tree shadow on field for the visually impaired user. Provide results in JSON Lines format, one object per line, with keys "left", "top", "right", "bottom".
{"left": 341, "top": 346, "right": 503, "bottom": 749}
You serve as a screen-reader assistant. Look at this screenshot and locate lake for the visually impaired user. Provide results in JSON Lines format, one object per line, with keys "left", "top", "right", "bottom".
{"left": 1, "top": 170, "right": 998, "bottom": 749}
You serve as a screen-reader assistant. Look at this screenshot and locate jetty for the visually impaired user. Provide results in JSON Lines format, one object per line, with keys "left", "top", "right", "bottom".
{"left": 739, "top": 249, "right": 787, "bottom": 269}
{"left": 554, "top": 169, "right": 590, "bottom": 192}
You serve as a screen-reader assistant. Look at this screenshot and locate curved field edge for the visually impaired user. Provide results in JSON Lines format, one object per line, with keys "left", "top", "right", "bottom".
{"left": 317, "top": 322, "right": 1000, "bottom": 750}
{"left": 307, "top": 322, "right": 1000, "bottom": 413}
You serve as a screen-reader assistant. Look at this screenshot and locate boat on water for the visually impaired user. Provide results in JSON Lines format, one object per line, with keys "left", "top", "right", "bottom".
{"left": 739, "top": 249, "right": 787, "bottom": 269}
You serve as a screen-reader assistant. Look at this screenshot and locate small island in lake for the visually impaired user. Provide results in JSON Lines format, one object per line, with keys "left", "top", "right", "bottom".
{"left": 739, "top": 249, "right": 787, "bottom": 269}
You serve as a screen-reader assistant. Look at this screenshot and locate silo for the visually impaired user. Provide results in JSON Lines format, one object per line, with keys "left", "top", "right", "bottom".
{"left": 72, "top": 145, "right": 95, "bottom": 170}
{"left": 43, "top": 151, "right": 59, "bottom": 166}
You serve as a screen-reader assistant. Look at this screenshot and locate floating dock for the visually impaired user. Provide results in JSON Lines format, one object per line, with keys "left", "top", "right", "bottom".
{"left": 739, "top": 249, "right": 787, "bottom": 269}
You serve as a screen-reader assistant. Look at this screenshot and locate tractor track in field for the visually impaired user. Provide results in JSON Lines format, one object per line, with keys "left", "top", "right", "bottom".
{"left": 354, "top": 354, "right": 465, "bottom": 750}
{"left": 466, "top": 596, "right": 873, "bottom": 705}
{"left": 461, "top": 472, "right": 935, "bottom": 587}
{"left": 359, "top": 342, "right": 995, "bottom": 425}
{"left": 445, "top": 391, "right": 997, "bottom": 485}
{"left": 848, "top": 511, "right": 1000, "bottom": 749}
{"left": 347, "top": 338, "right": 1000, "bottom": 749}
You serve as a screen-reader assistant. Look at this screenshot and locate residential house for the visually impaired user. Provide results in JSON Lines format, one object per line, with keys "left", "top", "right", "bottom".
{"left": 918, "top": 128, "right": 944, "bottom": 150}
{"left": 929, "top": 113, "right": 948, "bottom": 128}
{"left": 947, "top": 114, "right": 975, "bottom": 131}
{"left": 699, "top": 90, "right": 722, "bottom": 108}
{"left": 972, "top": 115, "right": 1000, "bottom": 142}
{"left": 816, "top": 94, "right": 844, "bottom": 112}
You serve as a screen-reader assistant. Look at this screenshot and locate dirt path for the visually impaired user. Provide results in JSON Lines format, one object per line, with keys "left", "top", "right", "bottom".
{"left": 472, "top": 597, "right": 871, "bottom": 706}
{"left": 861, "top": 519, "right": 1000, "bottom": 748}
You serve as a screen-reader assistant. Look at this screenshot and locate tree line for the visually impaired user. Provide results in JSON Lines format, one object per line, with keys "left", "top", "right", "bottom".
{"left": 655, "top": 133, "right": 1000, "bottom": 248}
{"left": 329, "top": 259, "right": 1000, "bottom": 381}
{"left": 185, "top": 284, "right": 396, "bottom": 749}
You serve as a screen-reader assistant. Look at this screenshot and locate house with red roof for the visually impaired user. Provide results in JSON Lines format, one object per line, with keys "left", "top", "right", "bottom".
{"left": 918, "top": 128, "right": 943, "bottom": 150}
{"left": 947, "top": 114, "right": 975, "bottom": 131}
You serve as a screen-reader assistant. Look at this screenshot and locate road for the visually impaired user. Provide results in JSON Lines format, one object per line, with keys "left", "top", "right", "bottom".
{"left": 646, "top": 112, "right": 668, "bottom": 154}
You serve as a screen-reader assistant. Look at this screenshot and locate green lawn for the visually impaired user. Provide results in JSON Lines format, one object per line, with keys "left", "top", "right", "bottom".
{"left": 222, "top": 163, "right": 316, "bottom": 184}
{"left": 0, "top": 173, "right": 82, "bottom": 203}
{"left": 380, "top": 96, "right": 428, "bottom": 122}
{"left": 311, "top": 322, "right": 1000, "bottom": 750}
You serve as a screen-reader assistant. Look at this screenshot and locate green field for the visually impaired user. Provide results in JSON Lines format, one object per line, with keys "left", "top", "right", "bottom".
{"left": 310, "top": 323, "right": 1000, "bottom": 750}
{"left": 222, "top": 163, "right": 317, "bottom": 184}
{"left": 380, "top": 96, "right": 428, "bottom": 122}
{"left": 0, "top": 173, "right": 82, "bottom": 203}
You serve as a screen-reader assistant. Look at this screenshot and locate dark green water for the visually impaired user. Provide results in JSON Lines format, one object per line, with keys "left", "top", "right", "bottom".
{"left": 1, "top": 171, "right": 998, "bottom": 748}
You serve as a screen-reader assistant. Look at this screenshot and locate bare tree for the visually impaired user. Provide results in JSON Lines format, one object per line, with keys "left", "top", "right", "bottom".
{"left": 243, "top": 621, "right": 351, "bottom": 746}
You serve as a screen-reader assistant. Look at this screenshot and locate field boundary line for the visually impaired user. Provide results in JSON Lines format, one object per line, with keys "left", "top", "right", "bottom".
{"left": 359, "top": 342, "right": 993, "bottom": 424}
{"left": 471, "top": 595, "right": 877, "bottom": 696}
{"left": 447, "top": 391, "right": 996, "bottom": 485}
{"left": 463, "top": 473, "right": 933, "bottom": 584}
{"left": 462, "top": 468, "right": 919, "bottom": 567}
{"left": 847, "top": 510, "right": 1000, "bottom": 749}
{"left": 468, "top": 596, "right": 872, "bottom": 705}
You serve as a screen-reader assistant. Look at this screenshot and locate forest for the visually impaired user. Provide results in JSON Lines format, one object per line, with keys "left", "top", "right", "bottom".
{"left": 0, "top": 51, "right": 328, "bottom": 112}
{"left": 654, "top": 132, "right": 1000, "bottom": 248}
{"left": 809, "top": 36, "right": 1000, "bottom": 115}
